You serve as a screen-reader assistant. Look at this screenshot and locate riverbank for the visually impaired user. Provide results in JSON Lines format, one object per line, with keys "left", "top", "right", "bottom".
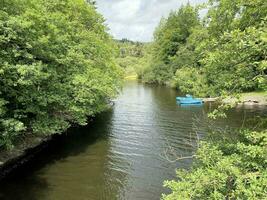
{"left": 125, "top": 74, "right": 138, "bottom": 80}
{"left": 241, "top": 91, "right": 267, "bottom": 105}
{"left": 142, "top": 80, "right": 267, "bottom": 106}
{"left": 0, "top": 135, "right": 51, "bottom": 179}
{"left": 202, "top": 91, "right": 267, "bottom": 106}
{"left": 0, "top": 102, "right": 115, "bottom": 180}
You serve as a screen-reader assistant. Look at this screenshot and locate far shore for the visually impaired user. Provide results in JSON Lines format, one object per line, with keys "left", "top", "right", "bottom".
{"left": 124, "top": 74, "right": 138, "bottom": 80}
{"left": 202, "top": 91, "right": 267, "bottom": 106}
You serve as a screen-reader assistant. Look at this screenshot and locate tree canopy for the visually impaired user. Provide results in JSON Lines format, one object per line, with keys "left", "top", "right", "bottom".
{"left": 115, "top": 39, "right": 149, "bottom": 77}
{"left": 141, "top": 0, "right": 267, "bottom": 97}
{"left": 0, "top": 0, "right": 121, "bottom": 149}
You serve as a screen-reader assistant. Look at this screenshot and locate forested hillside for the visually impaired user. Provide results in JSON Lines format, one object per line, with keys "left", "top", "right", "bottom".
{"left": 0, "top": 0, "right": 121, "bottom": 149}
{"left": 115, "top": 39, "right": 149, "bottom": 78}
{"left": 141, "top": 0, "right": 267, "bottom": 97}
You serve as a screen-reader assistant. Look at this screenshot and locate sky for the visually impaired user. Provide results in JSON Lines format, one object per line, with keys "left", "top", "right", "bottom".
{"left": 95, "top": 0, "right": 207, "bottom": 42}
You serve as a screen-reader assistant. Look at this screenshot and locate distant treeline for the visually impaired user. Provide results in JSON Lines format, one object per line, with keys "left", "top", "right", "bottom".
{"left": 115, "top": 39, "right": 148, "bottom": 77}
{"left": 116, "top": 39, "right": 145, "bottom": 58}
{"left": 0, "top": 0, "right": 121, "bottom": 149}
{"left": 140, "top": 0, "right": 267, "bottom": 97}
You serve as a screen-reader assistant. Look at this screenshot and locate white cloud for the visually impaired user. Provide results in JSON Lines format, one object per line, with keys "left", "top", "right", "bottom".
{"left": 96, "top": 0, "right": 207, "bottom": 42}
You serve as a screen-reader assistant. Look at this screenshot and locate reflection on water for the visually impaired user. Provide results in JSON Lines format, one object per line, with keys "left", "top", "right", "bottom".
{"left": 0, "top": 81, "right": 266, "bottom": 200}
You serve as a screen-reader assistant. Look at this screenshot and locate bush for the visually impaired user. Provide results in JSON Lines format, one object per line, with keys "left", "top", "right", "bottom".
{"left": 162, "top": 129, "right": 267, "bottom": 200}
{"left": 171, "top": 67, "right": 209, "bottom": 97}
{"left": 142, "top": 61, "right": 173, "bottom": 84}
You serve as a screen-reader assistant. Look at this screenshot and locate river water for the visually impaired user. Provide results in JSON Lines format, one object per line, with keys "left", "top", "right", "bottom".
{"left": 0, "top": 81, "right": 266, "bottom": 200}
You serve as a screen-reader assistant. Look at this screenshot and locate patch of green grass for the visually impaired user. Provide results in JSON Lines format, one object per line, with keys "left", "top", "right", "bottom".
{"left": 240, "top": 91, "right": 267, "bottom": 104}
{"left": 125, "top": 75, "right": 138, "bottom": 80}
{"left": 242, "top": 91, "right": 267, "bottom": 96}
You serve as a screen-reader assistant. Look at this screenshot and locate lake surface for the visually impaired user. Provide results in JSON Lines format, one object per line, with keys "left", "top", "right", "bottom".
{"left": 0, "top": 81, "right": 266, "bottom": 200}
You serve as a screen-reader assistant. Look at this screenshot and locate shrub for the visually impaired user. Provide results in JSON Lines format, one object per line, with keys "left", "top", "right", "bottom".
{"left": 171, "top": 67, "right": 209, "bottom": 97}
{"left": 162, "top": 130, "right": 267, "bottom": 200}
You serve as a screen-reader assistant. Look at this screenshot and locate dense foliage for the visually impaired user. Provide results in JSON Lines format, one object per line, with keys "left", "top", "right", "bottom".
{"left": 141, "top": 4, "right": 200, "bottom": 85}
{"left": 115, "top": 39, "right": 149, "bottom": 77}
{"left": 142, "top": 0, "right": 267, "bottom": 97}
{"left": 0, "top": 0, "right": 121, "bottom": 149}
{"left": 163, "top": 129, "right": 267, "bottom": 199}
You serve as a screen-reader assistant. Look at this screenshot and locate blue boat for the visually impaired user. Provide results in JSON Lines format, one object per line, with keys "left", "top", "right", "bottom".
{"left": 176, "top": 94, "right": 203, "bottom": 105}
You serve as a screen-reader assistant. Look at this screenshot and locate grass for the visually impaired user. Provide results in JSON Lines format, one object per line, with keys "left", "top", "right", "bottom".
{"left": 240, "top": 90, "right": 267, "bottom": 104}
{"left": 124, "top": 74, "right": 138, "bottom": 80}
{"left": 241, "top": 90, "right": 267, "bottom": 96}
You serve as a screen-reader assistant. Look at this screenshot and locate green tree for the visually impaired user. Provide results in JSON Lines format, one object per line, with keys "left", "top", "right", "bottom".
{"left": 143, "top": 4, "right": 200, "bottom": 84}
{"left": 142, "top": 0, "right": 266, "bottom": 96}
{"left": 203, "top": 26, "right": 267, "bottom": 95}
{"left": 0, "top": 0, "right": 121, "bottom": 149}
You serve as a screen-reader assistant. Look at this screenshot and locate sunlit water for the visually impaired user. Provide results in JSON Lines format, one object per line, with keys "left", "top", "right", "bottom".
{"left": 0, "top": 81, "right": 266, "bottom": 200}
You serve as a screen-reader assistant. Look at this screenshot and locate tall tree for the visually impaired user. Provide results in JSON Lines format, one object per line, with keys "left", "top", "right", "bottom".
{"left": 0, "top": 0, "right": 121, "bottom": 149}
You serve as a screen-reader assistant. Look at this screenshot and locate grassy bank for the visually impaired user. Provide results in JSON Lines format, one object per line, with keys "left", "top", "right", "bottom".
{"left": 217, "top": 91, "right": 267, "bottom": 106}
{"left": 125, "top": 75, "right": 138, "bottom": 80}
{"left": 241, "top": 91, "right": 267, "bottom": 105}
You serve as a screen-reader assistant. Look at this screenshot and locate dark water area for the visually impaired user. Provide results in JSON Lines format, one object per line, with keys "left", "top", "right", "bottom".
{"left": 0, "top": 81, "right": 266, "bottom": 200}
